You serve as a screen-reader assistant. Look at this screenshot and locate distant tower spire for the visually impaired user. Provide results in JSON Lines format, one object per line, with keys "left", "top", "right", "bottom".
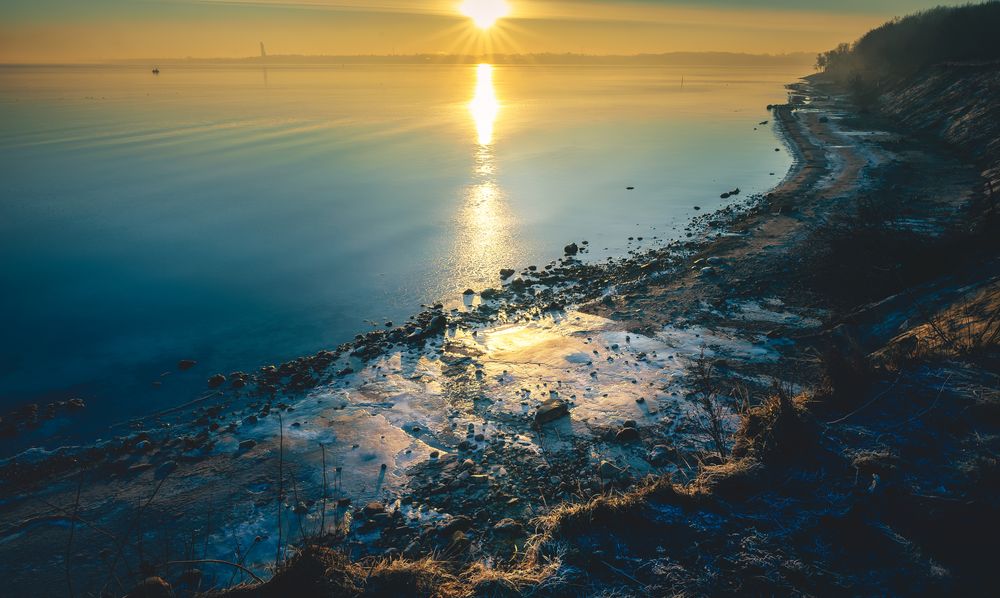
{"left": 260, "top": 42, "right": 267, "bottom": 58}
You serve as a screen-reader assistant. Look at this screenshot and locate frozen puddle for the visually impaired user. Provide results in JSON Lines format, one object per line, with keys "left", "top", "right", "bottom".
{"left": 204, "top": 309, "right": 782, "bottom": 571}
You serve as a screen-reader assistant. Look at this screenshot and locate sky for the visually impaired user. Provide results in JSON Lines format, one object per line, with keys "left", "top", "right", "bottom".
{"left": 0, "top": 0, "right": 980, "bottom": 63}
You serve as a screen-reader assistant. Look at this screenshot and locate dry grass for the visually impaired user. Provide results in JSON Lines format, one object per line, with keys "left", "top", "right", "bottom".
{"left": 459, "top": 560, "right": 565, "bottom": 598}
{"left": 528, "top": 478, "right": 689, "bottom": 546}
{"left": 217, "top": 549, "right": 460, "bottom": 598}
{"left": 918, "top": 285, "right": 1000, "bottom": 359}
{"left": 732, "top": 391, "right": 817, "bottom": 465}
{"left": 211, "top": 382, "right": 829, "bottom": 597}
{"left": 363, "top": 557, "right": 459, "bottom": 597}
{"left": 870, "top": 283, "right": 1000, "bottom": 373}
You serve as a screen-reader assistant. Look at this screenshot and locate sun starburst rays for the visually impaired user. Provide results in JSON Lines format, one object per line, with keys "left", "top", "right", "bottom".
{"left": 459, "top": 0, "right": 510, "bottom": 29}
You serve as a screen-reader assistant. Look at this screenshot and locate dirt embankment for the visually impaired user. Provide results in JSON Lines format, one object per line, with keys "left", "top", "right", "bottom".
{"left": 877, "top": 62, "right": 1000, "bottom": 191}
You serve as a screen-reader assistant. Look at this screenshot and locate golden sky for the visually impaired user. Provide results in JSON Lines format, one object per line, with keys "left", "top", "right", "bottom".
{"left": 0, "top": 0, "right": 977, "bottom": 63}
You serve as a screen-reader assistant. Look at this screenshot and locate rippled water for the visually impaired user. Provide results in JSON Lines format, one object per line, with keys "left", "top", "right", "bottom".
{"left": 0, "top": 63, "right": 800, "bottom": 444}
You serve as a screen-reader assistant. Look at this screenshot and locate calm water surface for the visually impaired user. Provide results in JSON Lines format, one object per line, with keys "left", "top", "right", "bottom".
{"left": 0, "top": 63, "right": 801, "bottom": 446}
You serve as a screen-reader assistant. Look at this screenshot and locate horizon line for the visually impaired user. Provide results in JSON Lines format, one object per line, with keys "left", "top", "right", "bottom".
{"left": 0, "top": 50, "right": 819, "bottom": 67}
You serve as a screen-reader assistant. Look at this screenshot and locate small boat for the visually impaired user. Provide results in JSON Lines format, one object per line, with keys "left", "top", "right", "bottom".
{"left": 152, "top": 67, "right": 160, "bottom": 75}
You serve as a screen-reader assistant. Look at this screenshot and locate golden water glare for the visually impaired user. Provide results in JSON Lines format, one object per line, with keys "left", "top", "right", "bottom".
{"left": 452, "top": 63, "right": 513, "bottom": 294}
{"left": 470, "top": 63, "right": 499, "bottom": 146}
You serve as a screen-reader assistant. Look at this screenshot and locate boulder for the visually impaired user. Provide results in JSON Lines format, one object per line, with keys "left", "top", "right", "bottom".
{"left": 615, "top": 427, "right": 640, "bottom": 442}
{"left": 124, "top": 577, "right": 174, "bottom": 598}
{"left": 564, "top": 242, "right": 579, "bottom": 256}
{"left": 154, "top": 461, "right": 177, "bottom": 479}
{"left": 534, "top": 399, "right": 569, "bottom": 426}
{"left": 647, "top": 444, "right": 677, "bottom": 465}
{"left": 598, "top": 460, "right": 628, "bottom": 481}
{"left": 493, "top": 518, "right": 525, "bottom": 535}
{"left": 440, "top": 515, "right": 473, "bottom": 537}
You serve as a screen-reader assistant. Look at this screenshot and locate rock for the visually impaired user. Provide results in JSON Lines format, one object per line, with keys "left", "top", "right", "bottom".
{"left": 177, "top": 359, "right": 197, "bottom": 371}
{"left": 178, "top": 568, "right": 202, "bottom": 587}
{"left": 500, "top": 268, "right": 516, "bottom": 279}
{"left": 440, "top": 515, "right": 473, "bottom": 536}
{"left": 623, "top": 419, "right": 637, "bottom": 428}
{"left": 480, "top": 288, "right": 499, "bottom": 300}
{"left": 363, "top": 502, "right": 386, "bottom": 516}
{"left": 626, "top": 186, "right": 635, "bottom": 190}
{"left": 427, "top": 314, "right": 447, "bottom": 334}
{"left": 615, "top": 427, "right": 640, "bottom": 442}
{"left": 430, "top": 450, "right": 440, "bottom": 459}
{"left": 67, "top": 398, "right": 86, "bottom": 410}
{"left": 449, "top": 530, "right": 471, "bottom": 551}
{"left": 598, "top": 460, "right": 627, "bottom": 481}
{"left": 155, "top": 461, "right": 178, "bottom": 479}
{"left": 534, "top": 398, "right": 569, "bottom": 426}
{"left": 403, "top": 540, "right": 422, "bottom": 559}
{"left": 647, "top": 444, "right": 677, "bottom": 465}
{"left": 124, "top": 576, "right": 174, "bottom": 598}
{"left": 238, "top": 439, "right": 257, "bottom": 451}
{"left": 493, "top": 518, "right": 524, "bottom": 535}
{"left": 563, "top": 242, "right": 579, "bottom": 256}
{"left": 207, "top": 374, "right": 226, "bottom": 388}
{"left": 462, "top": 288, "right": 476, "bottom": 296}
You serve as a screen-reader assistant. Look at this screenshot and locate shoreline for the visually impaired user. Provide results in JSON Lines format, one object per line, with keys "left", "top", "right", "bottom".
{"left": 2, "top": 73, "right": 994, "bottom": 595}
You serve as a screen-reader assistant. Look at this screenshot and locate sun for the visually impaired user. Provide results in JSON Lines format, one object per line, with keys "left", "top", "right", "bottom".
{"left": 459, "top": 0, "right": 511, "bottom": 29}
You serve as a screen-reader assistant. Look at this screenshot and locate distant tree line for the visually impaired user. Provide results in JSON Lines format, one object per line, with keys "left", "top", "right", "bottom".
{"left": 817, "top": 1, "right": 1000, "bottom": 86}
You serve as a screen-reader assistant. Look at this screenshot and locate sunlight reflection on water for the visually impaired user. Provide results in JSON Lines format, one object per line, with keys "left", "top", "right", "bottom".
{"left": 0, "top": 63, "right": 800, "bottom": 432}
{"left": 455, "top": 64, "right": 513, "bottom": 288}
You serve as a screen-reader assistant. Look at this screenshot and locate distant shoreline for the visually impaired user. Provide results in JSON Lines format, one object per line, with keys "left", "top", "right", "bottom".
{"left": 0, "top": 51, "right": 817, "bottom": 68}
